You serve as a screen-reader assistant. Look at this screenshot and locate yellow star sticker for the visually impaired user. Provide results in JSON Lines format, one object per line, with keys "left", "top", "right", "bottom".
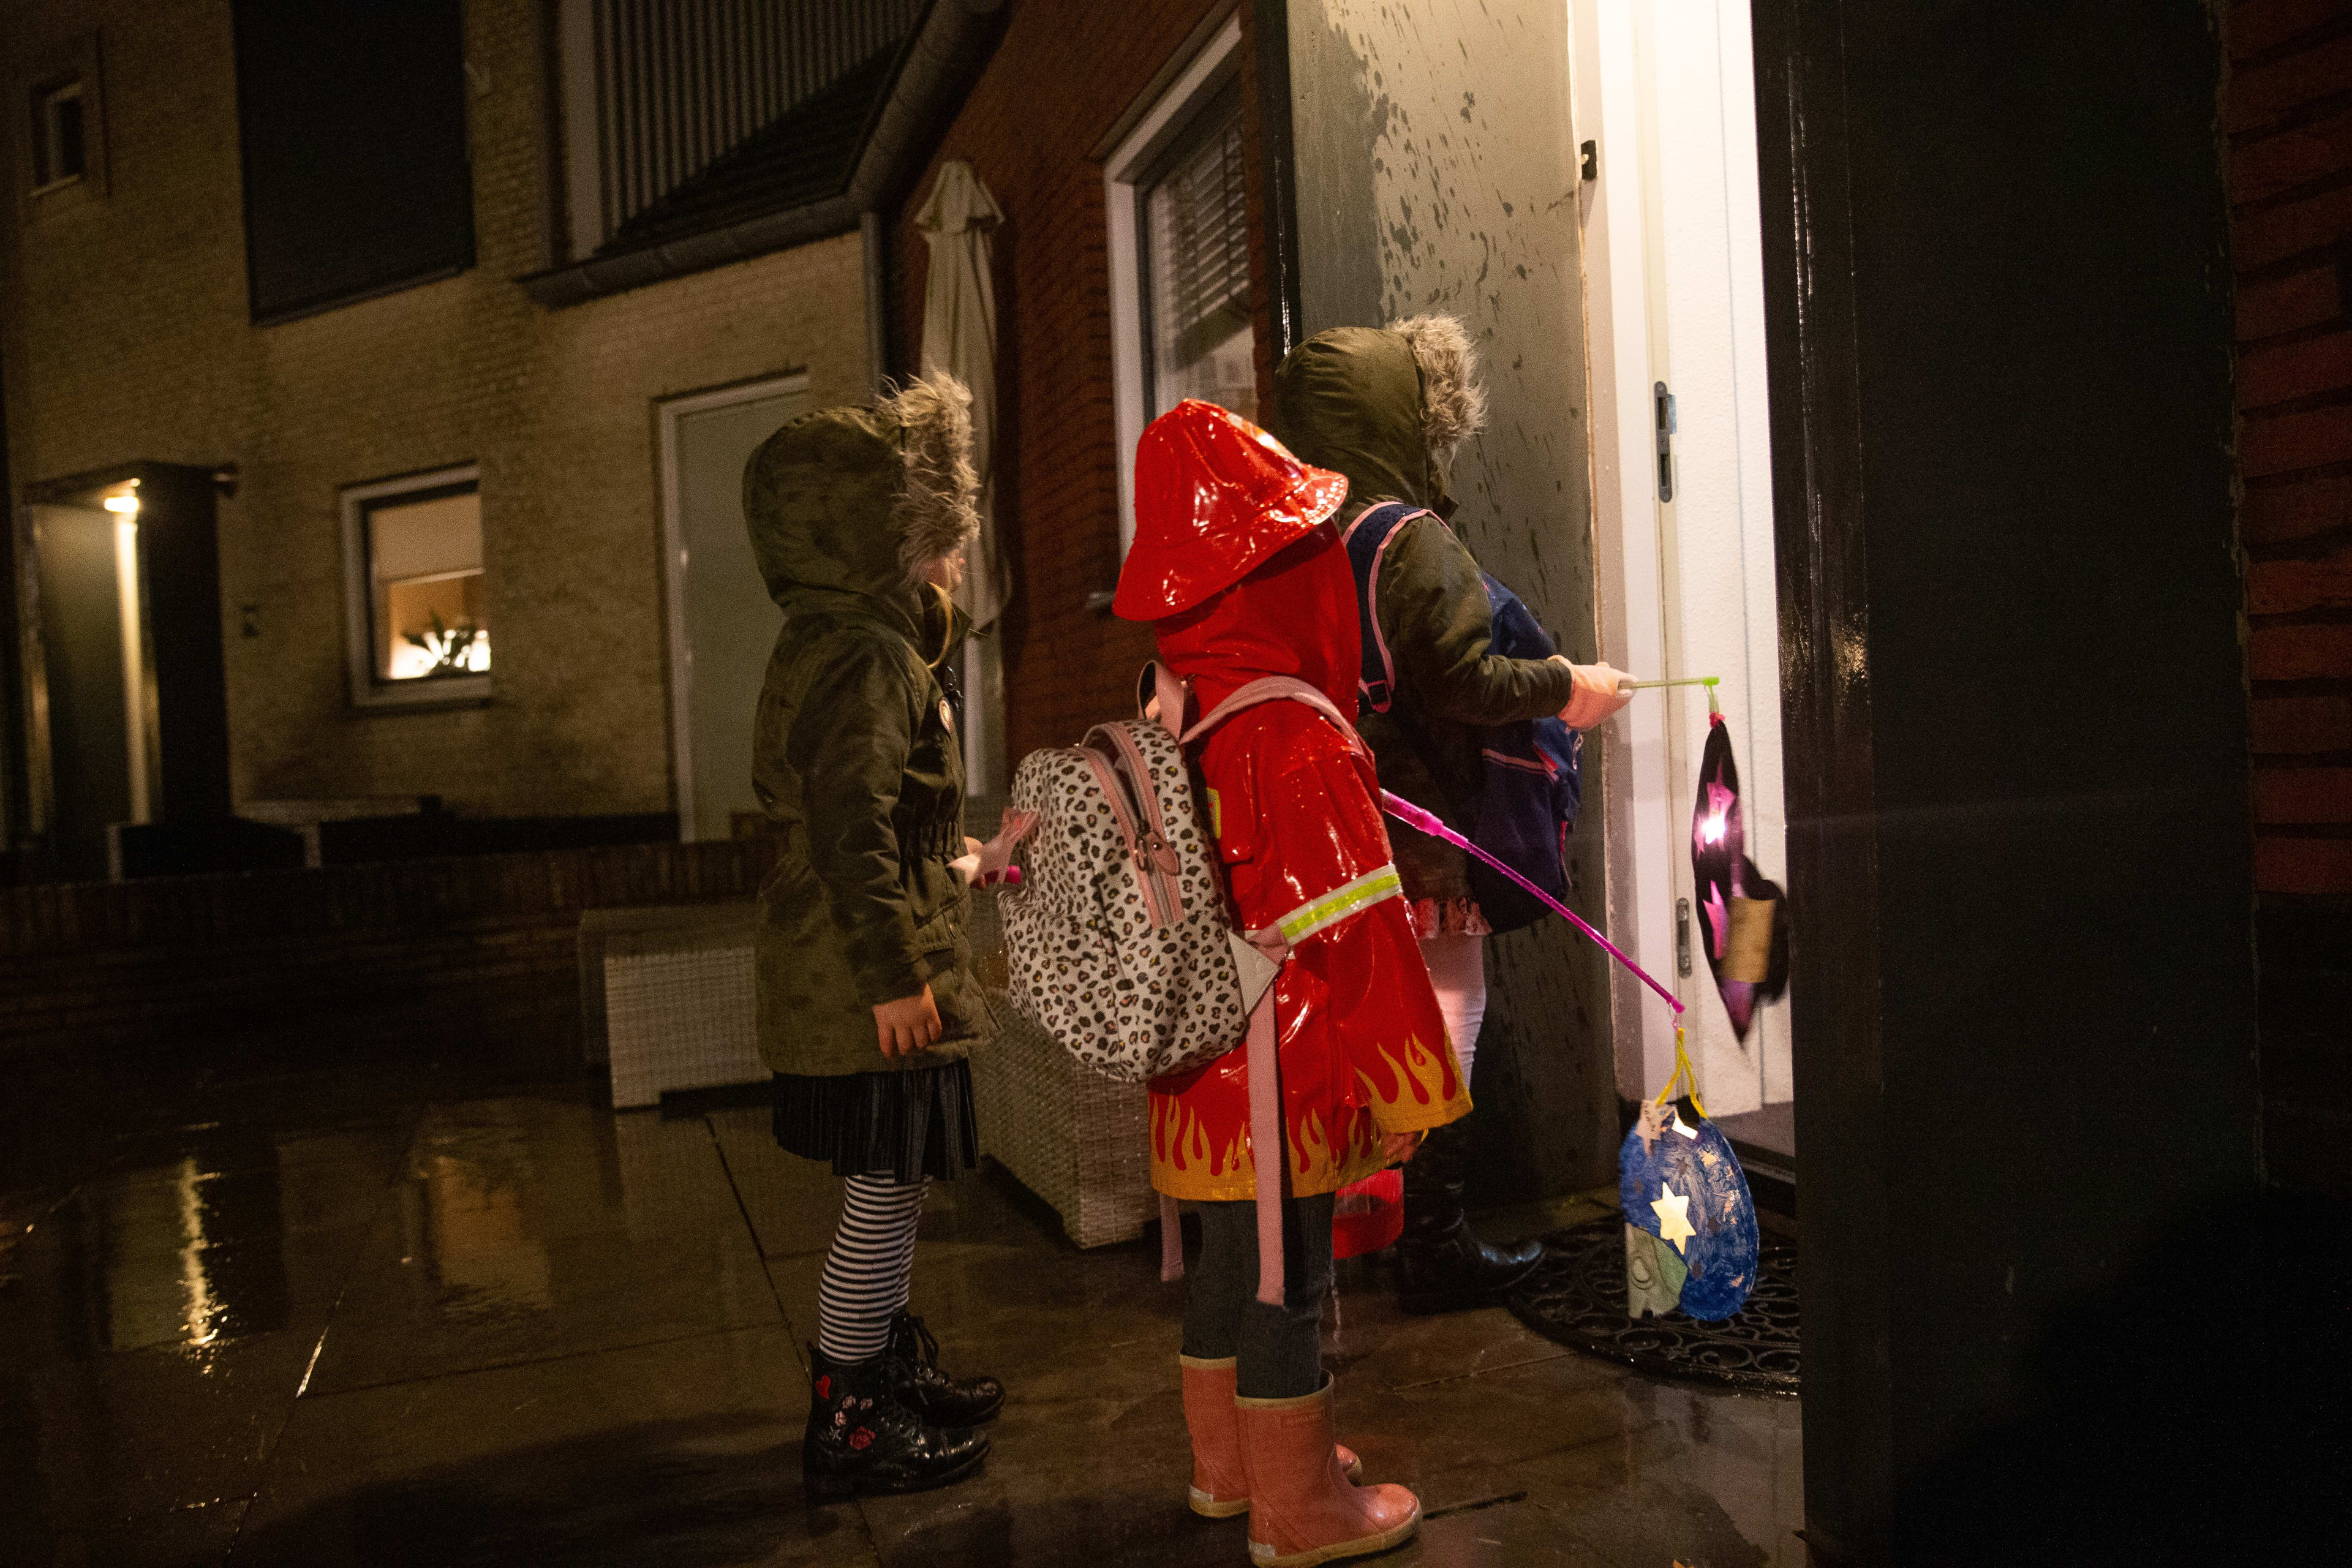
{"left": 1651, "top": 1183, "right": 1697, "bottom": 1256}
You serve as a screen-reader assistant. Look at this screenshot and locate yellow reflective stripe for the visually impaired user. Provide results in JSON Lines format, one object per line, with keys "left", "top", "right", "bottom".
{"left": 1273, "top": 865, "right": 1403, "bottom": 944}
{"left": 1206, "top": 788, "right": 1221, "bottom": 839}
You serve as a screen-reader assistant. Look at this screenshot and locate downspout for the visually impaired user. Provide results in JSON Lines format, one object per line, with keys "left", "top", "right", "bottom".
{"left": 1252, "top": 0, "right": 1306, "bottom": 363}
{"left": 850, "top": 1, "right": 1008, "bottom": 397}
{"left": 862, "top": 210, "right": 889, "bottom": 398}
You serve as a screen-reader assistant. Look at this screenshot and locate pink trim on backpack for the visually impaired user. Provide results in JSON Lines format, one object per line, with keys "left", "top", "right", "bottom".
{"left": 1479, "top": 747, "right": 1560, "bottom": 777}
{"left": 1085, "top": 723, "right": 1185, "bottom": 928}
{"left": 1341, "top": 505, "right": 1436, "bottom": 716}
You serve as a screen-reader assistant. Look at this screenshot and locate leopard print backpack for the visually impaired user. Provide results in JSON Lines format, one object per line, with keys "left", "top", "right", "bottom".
{"left": 992, "top": 663, "right": 1354, "bottom": 1083}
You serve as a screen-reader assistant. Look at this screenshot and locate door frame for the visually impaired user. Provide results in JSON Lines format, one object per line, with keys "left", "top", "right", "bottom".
{"left": 1579, "top": 0, "right": 1876, "bottom": 1537}
{"left": 1570, "top": 0, "right": 1682, "bottom": 1107}
{"left": 653, "top": 371, "right": 809, "bottom": 840}
{"left": 1575, "top": 0, "right": 1796, "bottom": 1135}
{"left": 1746, "top": 0, "right": 1882, "bottom": 1556}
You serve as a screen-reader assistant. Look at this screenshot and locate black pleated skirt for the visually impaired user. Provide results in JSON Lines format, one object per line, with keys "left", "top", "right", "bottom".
{"left": 771, "top": 1059, "right": 980, "bottom": 1182}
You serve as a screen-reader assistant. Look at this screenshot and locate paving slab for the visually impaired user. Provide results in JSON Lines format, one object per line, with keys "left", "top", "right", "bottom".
{"left": 0, "top": 1131, "right": 395, "bottom": 1534}
{"left": 706, "top": 1107, "right": 842, "bottom": 1261}
{"left": 30, "top": 1496, "right": 251, "bottom": 1568}
{"left": 236, "top": 1324, "right": 877, "bottom": 1567}
{"left": 303, "top": 1092, "right": 780, "bottom": 1396}
{"left": 1, "top": 1073, "right": 1803, "bottom": 1566}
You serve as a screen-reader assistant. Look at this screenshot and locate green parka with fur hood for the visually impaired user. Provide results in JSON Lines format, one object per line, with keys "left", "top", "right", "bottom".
{"left": 746, "top": 373, "right": 992, "bottom": 1076}
{"left": 1267, "top": 317, "right": 1581, "bottom": 921}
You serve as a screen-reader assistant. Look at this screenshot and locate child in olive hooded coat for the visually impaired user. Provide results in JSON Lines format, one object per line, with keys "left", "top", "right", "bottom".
{"left": 1267, "top": 318, "right": 1634, "bottom": 1313}
{"left": 745, "top": 371, "right": 1002, "bottom": 1499}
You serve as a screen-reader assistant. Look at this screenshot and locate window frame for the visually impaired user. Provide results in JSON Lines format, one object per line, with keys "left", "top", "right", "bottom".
{"left": 1104, "top": 13, "right": 1247, "bottom": 554}
{"left": 17, "top": 33, "right": 105, "bottom": 209}
{"left": 30, "top": 77, "right": 85, "bottom": 192}
{"left": 339, "top": 463, "right": 490, "bottom": 711}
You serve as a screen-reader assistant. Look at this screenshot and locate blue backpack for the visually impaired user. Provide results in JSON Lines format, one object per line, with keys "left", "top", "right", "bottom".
{"left": 1343, "top": 502, "right": 1581, "bottom": 935}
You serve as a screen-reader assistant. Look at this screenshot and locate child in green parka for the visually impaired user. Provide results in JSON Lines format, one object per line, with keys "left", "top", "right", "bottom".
{"left": 1268, "top": 317, "right": 1635, "bottom": 1313}
{"left": 743, "top": 371, "right": 1001, "bottom": 1499}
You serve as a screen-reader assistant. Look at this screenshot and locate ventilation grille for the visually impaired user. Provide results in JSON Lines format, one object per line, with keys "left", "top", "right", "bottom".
{"left": 584, "top": 0, "right": 924, "bottom": 243}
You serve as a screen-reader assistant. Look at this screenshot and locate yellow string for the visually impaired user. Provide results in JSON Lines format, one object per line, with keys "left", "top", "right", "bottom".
{"left": 1651, "top": 1022, "right": 1709, "bottom": 1120}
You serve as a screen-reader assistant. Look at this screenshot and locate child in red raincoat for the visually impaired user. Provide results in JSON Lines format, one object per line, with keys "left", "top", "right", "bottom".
{"left": 1114, "top": 399, "right": 1473, "bottom": 1568}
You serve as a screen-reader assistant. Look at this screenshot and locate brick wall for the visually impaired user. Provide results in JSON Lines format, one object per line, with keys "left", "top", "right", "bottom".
{"left": 0, "top": 838, "right": 773, "bottom": 1068}
{"left": 2231, "top": 0, "right": 2352, "bottom": 1193}
{"left": 0, "top": 0, "right": 870, "bottom": 822}
{"left": 2236, "top": 0, "right": 2352, "bottom": 886}
{"left": 891, "top": 0, "right": 1262, "bottom": 761}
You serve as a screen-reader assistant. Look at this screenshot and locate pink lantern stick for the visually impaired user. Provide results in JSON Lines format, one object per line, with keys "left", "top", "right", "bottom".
{"left": 1379, "top": 790, "right": 1684, "bottom": 1016}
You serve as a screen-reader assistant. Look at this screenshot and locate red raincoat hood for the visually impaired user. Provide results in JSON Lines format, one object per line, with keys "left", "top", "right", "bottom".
{"left": 1116, "top": 400, "right": 1360, "bottom": 716}
{"left": 1114, "top": 399, "right": 1349, "bottom": 621}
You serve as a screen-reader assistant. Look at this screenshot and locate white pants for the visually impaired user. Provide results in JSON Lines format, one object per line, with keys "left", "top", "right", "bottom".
{"left": 1419, "top": 933, "right": 1489, "bottom": 1085}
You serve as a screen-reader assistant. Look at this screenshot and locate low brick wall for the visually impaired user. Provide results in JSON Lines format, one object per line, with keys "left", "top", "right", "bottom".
{"left": 0, "top": 839, "right": 774, "bottom": 1068}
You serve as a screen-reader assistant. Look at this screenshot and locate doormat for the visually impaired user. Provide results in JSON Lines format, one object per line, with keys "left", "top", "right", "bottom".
{"left": 1506, "top": 1216, "right": 1799, "bottom": 1396}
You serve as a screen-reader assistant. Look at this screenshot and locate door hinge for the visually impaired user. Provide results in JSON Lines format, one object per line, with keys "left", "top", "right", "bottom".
{"left": 1676, "top": 897, "right": 1693, "bottom": 978}
{"left": 1654, "top": 381, "right": 1677, "bottom": 502}
{"left": 1579, "top": 140, "right": 1597, "bottom": 182}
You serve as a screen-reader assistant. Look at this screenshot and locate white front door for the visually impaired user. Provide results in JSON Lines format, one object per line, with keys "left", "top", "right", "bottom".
{"left": 658, "top": 375, "right": 810, "bottom": 842}
{"left": 1576, "top": 0, "right": 1791, "bottom": 1153}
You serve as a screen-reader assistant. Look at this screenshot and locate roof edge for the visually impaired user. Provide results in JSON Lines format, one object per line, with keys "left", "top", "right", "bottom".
{"left": 519, "top": 0, "right": 1008, "bottom": 312}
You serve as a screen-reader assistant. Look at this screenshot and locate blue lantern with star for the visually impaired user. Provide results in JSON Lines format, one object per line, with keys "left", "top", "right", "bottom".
{"left": 1618, "top": 1030, "right": 1760, "bottom": 1323}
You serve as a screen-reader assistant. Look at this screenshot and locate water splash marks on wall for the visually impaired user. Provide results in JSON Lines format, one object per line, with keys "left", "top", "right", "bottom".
{"left": 1286, "top": 1, "right": 1612, "bottom": 1195}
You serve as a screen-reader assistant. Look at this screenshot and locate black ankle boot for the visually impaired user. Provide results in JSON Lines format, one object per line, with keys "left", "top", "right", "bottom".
{"left": 1393, "top": 1120, "right": 1544, "bottom": 1314}
{"left": 803, "top": 1343, "right": 989, "bottom": 1500}
{"left": 883, "top": 1311, "right": 1005, "bottom": 1425}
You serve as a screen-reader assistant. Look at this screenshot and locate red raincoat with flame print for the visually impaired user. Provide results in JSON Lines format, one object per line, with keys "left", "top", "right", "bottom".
{"left": 1119, "top": 400, "right": 1472, "bottom": 1202}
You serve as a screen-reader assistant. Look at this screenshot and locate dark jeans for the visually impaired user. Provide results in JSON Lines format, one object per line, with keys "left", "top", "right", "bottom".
{"left": 1179, "top": 1192, "right": 1335, "bottom": 1399}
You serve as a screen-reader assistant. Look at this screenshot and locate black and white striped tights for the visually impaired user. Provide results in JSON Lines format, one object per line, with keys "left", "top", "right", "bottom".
{"left": 816, "top": 1174, "right": 929, "bottom": 1364}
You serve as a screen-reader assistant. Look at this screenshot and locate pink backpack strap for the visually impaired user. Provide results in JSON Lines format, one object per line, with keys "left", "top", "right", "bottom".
{"left": 1139, "top": 662, "right": 1364, "bottom": 761}
{"left": 1183, "top": 676, "right": 1370, "bottom": 763}
{"left": 1141, "top": 661, "right": 1191, "bottom": 739}
{"left": 1137, "top": 661, "right": 1360, "bottom": 1304}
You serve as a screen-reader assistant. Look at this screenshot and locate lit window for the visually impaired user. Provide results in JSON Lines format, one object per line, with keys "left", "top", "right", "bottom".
{"left": 31, "top": 78, "right": 85, "bottom": 189}
{"left": 340, "top": 466, "right": 489, "bottom": 707}
{"left": 1104, "top": 15, "right": 1257, "bottom": 551}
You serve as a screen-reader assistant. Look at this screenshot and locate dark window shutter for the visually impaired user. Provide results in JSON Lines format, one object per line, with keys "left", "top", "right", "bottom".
{"left": 233, "top": 0, "right": 474, "bottom": 324}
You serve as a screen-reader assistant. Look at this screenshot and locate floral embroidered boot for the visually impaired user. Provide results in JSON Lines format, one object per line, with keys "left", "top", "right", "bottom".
{"left": 802, "top": 1342, "right": 989, "bottom": 1501}
{"left": 883, "top": 1310, "right": 1005, "bottom": 1425}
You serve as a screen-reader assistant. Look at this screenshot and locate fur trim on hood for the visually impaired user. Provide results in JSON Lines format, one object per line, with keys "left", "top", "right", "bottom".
{"left": 1387, "top": 314, "right": 1488, "bottom": 469}
{"left": 882, "top": 370, "right": 981, "bottom": 586}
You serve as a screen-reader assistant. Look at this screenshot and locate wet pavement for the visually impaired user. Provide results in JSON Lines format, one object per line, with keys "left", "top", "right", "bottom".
{"left": 0, "top": 1065, "right": 1801, "bottom": 1566}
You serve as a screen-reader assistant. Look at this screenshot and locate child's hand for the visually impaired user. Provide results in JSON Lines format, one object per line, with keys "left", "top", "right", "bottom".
{"left": 1382, "top": 1130, "right": 1425, "bottom": 1166}
{"left": 1553, "top": 657, "right": 1637, "bottom": 729}
{"left": 948, "top": 835, "right": 986, "bottom": 884}
{"left": 873, "top": 986, "right": 943, "bottom": 1060}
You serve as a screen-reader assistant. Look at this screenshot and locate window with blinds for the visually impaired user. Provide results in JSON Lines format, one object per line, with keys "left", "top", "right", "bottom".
{"left": 1140, "top": 77, "right": 1256, "bottom": 423}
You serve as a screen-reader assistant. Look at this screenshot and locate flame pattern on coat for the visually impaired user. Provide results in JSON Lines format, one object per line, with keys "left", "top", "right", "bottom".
{"left": 1143, "top": 519, "right": 1472, "bottom": 1202}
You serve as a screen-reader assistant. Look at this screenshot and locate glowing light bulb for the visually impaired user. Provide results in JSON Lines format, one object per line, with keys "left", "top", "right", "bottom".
{"left": 1701, "top": 810, "right": 1728, "bottom": 845}
{"left": 104, "top": 494, "right": 140, "bottom": 513}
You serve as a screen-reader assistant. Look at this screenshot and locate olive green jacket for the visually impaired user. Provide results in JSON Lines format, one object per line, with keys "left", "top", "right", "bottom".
{"left": 1268, "top": 326, "right": 1578, "bottom": 905}
{"left": 745, "top": 404, "right": 989, "bottom": 1076}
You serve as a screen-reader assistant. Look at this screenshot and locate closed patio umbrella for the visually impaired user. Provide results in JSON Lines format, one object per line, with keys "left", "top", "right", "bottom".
{"left": 915, "top": 160, "right": 1008, "bottom": 794}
